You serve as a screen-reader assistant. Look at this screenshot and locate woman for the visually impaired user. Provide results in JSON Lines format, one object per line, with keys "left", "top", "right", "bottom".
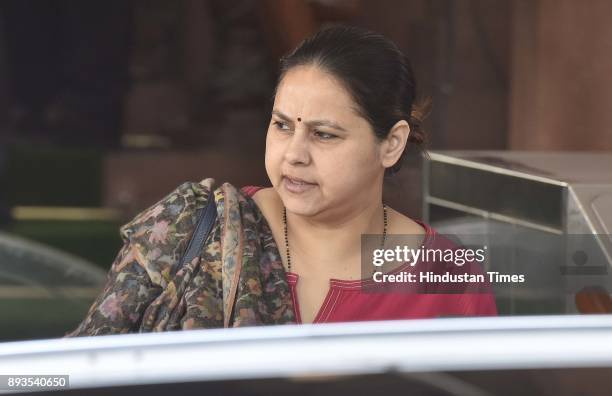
{"left": 66, "top": 25, "right": 496, "bottom": 337}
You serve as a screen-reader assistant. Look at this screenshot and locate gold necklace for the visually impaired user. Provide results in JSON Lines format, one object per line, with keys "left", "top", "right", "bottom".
{"left": 282, "top": 204, "right": 388, "bottom": 276}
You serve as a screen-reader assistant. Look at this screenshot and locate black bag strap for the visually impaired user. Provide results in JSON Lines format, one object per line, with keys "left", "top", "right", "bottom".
{"left": 176, "top": 194, "right": 217, "bottom": 272}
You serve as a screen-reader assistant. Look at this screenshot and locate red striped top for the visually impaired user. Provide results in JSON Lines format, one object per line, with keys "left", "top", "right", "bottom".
{"left": 241, "top": 185, "right": 498, "bottom": 324}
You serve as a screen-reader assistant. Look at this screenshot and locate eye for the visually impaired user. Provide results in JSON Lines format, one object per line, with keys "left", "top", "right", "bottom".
{"left": 314, "top": 131, "right": 337, "bottom": 140}
{"left": 272, "top": 120, "right": 290, "bottom": 131}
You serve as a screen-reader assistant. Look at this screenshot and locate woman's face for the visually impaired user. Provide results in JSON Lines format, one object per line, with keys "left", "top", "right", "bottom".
{"left": 265, "top": 65, "right": 386, "bottom": 218}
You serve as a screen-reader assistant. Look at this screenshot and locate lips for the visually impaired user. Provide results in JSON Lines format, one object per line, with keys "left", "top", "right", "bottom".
{"left": 282, "top": 175, "right": 317, "bottom": 194}
{"left": 282, "top": 175, "right": 316, "bottom": 185}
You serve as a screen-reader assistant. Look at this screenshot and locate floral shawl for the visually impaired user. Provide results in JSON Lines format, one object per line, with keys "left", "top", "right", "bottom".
{"left": 65, "top": 178, "right": 296, "bottom": 336}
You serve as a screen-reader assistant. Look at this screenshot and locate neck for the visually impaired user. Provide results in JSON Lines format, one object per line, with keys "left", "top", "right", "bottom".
{"left": 284, "top": 192, "right": 385, "bottom": 276}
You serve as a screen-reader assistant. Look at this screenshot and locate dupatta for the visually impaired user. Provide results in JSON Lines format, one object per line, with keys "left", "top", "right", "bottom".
{"left": 65, "top": 178, "right": 296, "bottom": 336}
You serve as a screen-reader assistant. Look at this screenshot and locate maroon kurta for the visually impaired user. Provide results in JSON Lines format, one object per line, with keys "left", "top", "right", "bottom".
{"left": 242, "top": 185, "right": 498, "bottom": 324}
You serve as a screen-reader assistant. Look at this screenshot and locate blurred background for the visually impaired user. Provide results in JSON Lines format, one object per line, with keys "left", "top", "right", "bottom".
{"left": 1, "top": 0, "right": 611, "bottom": 340}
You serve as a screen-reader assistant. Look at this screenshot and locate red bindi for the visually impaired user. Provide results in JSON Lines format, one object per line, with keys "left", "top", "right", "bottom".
{"left": 297, "top": 117, "right": 301, "bottom": 122}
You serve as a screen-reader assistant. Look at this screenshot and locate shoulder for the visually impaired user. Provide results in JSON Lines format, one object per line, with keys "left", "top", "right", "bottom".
{"left": 109, "top": 178, "right": 217, "bottom": 286}
{"left": 241, "top": 185, "right": 278, "bottom": 208}
{"left": 242, "top": 186, "right": 282, "bottom": 225}
{"left": 120, "top": 178, "right": 216, "bottom": 242}
{"left": 387, "top": 206, "right": 432, "bottom": 238}
{"left": 241, "top": 185, "right": 266, "bottom": 197}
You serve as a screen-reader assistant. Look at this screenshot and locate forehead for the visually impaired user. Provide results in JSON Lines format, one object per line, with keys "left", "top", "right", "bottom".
{"left": 274, "top": 65, "right": 362, "bottom": 122}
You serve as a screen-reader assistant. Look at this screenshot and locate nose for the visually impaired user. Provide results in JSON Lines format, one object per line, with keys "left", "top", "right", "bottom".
{"left": 284, "top": 129, "right": 311, "bottom": 166}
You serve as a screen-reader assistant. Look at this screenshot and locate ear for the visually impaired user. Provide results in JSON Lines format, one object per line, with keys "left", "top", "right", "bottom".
{"left": 380, "top": 120, "right": 410, "bottom": 169}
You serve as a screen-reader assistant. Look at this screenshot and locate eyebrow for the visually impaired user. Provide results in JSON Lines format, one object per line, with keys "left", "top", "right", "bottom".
{"left": 272, "top": 110, "right": 347, "bottom": 132}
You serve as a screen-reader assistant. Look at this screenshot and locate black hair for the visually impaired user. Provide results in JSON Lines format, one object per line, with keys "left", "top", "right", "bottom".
{"left": 276, "top": 25, "right": 430, "bottom": 176}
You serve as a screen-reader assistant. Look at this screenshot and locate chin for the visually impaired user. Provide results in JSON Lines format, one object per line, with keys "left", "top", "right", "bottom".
{"left": 286, "top": 204, "right": 318, "bottom": 217}
{"left": 278, "top": 191, "right": 321, "bottom": 217}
